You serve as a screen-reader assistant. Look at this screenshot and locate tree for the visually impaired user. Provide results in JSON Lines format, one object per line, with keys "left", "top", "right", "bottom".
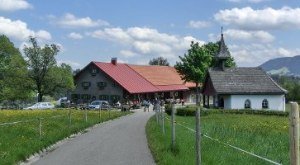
{"left": 3, "top": 54, "right": 33, "bottom": 101}
{"left": 44, "top": 63, "right": 75, "bottom": 99}
{"left": 0, "top": 35, "right": 32, "bottom": 102}
{"left": 175, "top": 41, "right": 212, "bottom": 105}
{"left": 149, "top": 57, "right": 170, "bottom": 66}
{"left": 23, "top": 37, "right": 60, "bottom": 102}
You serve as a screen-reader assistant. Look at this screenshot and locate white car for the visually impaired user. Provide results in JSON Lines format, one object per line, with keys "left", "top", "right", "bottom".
{"left": 24, "top": 102, "right": 55, "bottom": 110}
{"left": 88, "top": 100, "right": 110, "bottom": 110}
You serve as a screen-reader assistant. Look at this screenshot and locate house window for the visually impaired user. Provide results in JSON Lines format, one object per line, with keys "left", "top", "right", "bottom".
{"left": 97, "top": 82, "right": 107, "bottom": 90}
{"left": 244, "top": 99, "right": 251, "bottom": 109}
{"left": 112, "top": 82, "right": 117, "bottom": 87}
{"left": 82, "top": 82, "right": 91, "bottom": 89}
{"left": 90, "top": 68, "right": 98, "bottom": 76}
{"left": 71, "top": 94, "right": 80, "bottom": 100}
{"left": 262, "top": 99, "right": 269, "bottom": 109}
{"left": 99, "top": 95, "right": 109, "bottom": 101}
{"left": 81, "top": 94, "right": 91, "bottom": 100}
{"left": 110, "top": 95, "right": 121, "bottom": 102}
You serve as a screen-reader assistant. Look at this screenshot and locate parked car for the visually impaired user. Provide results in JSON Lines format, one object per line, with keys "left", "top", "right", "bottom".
{"left": 88, "top": 100, "right": 110, "bottom": 110}
{"left": 121, "top": 101, "right": 133, "bottom": 111}
{"left": 56, "top": 97, "right": 70, "bottom": 108}
{"left": 24, "top": 102, "right": 55, "bottom": 110}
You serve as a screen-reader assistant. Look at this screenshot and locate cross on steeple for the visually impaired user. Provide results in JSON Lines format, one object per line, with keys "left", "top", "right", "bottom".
{"left": 221, "top": 26, "right": 223, "bottom": 35}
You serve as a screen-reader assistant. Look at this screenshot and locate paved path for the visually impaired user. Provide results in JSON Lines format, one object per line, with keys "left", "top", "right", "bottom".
{"left": 32, "top": 109, "right": 156, "bottom": 165}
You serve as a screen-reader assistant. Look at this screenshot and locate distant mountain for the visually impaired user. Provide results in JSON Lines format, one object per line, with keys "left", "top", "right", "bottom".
{"left": 260, "top": 55, "right": 300, "bottom": 77}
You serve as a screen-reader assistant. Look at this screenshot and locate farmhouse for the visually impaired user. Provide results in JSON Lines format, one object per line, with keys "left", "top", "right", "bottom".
{"left": 202, "top": 33, "right": 287, "bottom": 111}
{"left": 72, "top": 59, "right": 196, "bottom": 104}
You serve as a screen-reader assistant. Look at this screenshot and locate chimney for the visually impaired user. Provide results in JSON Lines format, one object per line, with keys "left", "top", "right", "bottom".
{"left": 111, "top": 57, "right": 117, "bottom": 65}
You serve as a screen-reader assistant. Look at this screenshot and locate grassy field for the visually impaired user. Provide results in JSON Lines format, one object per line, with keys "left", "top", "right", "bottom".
{"left": 0, "top": 109, "right": 130, "bottom": 165}
{"left": 146, "top": 112, "right": 289, "bottom": 165}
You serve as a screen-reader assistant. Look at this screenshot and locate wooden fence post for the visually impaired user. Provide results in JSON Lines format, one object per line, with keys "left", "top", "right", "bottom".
{"left": 171, "top": 103, "right": 176, "bottom": 149}
{"left": 162, "top": 106, "right": 165, "bottom": 135}
{"left": 196, "top": 107, "right": 201, "bottom": 165}
{"left": 39, "top": 118, "right": 42, "bottom": 139}
{"left": 85, "top": 108, "right": 88, "bottom": 123}
{"left": 290, "top": 102, "right": 299, "bottom": 165}
{"left": 68, "top": 108, "right": 71, "bottom": 127}
{"left": 98, "top": 107, "right": 102, "bottom": 123}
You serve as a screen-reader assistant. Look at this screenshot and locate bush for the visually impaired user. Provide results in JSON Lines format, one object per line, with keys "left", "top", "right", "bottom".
{"left": 164, "top": 105, "right": 288, "bottom": 117}
{"left": 164, "top": 104, "right": 208, "bottom": 116}
{"left": 165, "top": 104, "right": 172, "bottom": 115}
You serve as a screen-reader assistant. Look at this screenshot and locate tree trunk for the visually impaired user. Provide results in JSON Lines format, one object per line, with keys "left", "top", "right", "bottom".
{"left": 195, "top": 83, "right": 201, "bottom": 106}
{"left": 38, "top": 93, "right": 43, "bottom": 102}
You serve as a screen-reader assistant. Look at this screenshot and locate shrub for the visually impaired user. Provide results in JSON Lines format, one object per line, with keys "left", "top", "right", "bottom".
{"left": 165, "top": 105, "right": 288, "bottom": 117}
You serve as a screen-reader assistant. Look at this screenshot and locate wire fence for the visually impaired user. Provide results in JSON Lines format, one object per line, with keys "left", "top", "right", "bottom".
{"left": 154, "top": 104, "right": 299, "bottom": 165}
{"left": 0, "top": 108, "right": 120, "bottom": 139}
{"left": 164, "top": 116, "right": 282, "bottom": 165}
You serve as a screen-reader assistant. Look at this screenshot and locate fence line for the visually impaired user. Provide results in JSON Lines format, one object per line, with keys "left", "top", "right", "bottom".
{"left": 164, "top": 116, "right": 282, "bottom": 165}
{"left": 0, "top": 114, "right": 67, "bottom": 127}
{"left": 0, "top": 119, "right": 37, "bottom": 126}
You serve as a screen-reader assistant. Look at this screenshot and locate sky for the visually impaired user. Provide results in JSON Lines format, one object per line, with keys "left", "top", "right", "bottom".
{"left": 0, "top": 0, "right": 299, "bottom": 69}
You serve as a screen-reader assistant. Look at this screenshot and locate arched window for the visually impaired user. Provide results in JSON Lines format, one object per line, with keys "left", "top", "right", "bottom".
{"left": 262, "top": 99, "right": 269, "bottom": 109}
{"left": 244, "top": 99, "right": 251, "bottom": 109}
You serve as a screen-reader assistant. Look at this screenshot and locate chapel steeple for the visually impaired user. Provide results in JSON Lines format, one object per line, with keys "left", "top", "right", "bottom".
{"left": 215, "top": 27, "right": 231, "bottom": 70}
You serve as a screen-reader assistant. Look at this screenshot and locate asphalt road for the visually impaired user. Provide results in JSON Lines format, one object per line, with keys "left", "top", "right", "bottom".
{"left": 31, "top": 109, "right": 156, "bottom": 165}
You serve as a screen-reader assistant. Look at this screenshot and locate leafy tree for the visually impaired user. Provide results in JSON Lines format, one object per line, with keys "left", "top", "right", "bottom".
{"left": 149, "top": 57, "right": 170, "bottom": 66}
{"left": 277, "top": 76, "right": 300, "bottom": 102}
{"left": 44, "top": 63, "right": 75, "bottom": 99}
{"left": 23, "top": 37, "right": 60, "bottom": 102}
{"left": 3, "top": 54, "right": 33, "bottom": 101}
{"left": 0, "top": 35, "right": 32, "bottom": 102}
{"left": 175, "top": 41, "right": 212, "bottom": 105}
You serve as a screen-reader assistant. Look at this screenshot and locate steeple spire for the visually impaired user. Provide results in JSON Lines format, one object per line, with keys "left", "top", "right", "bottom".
{"left": 216, "top": 27, "right": 230, "bottom": 59}
{"left": 215, "top": 27, "right": 231, "bottom": 70}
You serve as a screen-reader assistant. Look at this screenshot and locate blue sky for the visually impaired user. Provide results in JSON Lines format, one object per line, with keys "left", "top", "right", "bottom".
{"left": 0, "top": 0, "right": 299, "bottom": 69}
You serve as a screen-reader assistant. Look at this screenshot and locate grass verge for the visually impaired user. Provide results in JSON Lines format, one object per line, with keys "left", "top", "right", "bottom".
{"left": 146, "top": 113, "right": 289, "bottom": 165}
{"left": 0, "top": 109, "right": 130, "bottom": 165}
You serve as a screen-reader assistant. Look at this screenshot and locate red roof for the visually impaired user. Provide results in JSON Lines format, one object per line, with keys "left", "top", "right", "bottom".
{"left": 93, "top": 62, "right": 158, "bottom": 94}
{"left": 83, "top": 61, "right": 194, "bottom": 94}
{"left": 156, "top": 85, "right": 188, "bottom": 92}
{"left": 128, "top": 65, "right": 184, "bottom": 85}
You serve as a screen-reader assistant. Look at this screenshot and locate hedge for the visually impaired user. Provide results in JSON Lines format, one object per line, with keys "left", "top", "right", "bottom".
{"left": 164, "top": 104, "right": 289, "bottom": 117}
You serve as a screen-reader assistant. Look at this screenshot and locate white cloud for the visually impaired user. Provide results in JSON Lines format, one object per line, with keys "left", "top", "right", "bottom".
{"left": 87, "top": 27, "right": 205, "bottom": 63}
{"left": 214, "top": 7, "right": 300, "bottom": 30}
{"left": 68, "top": 32, "right": 83, "bottom": 39}
{"left": 36, "top": 30, "right": 52, "bottom": 40}
{"left": 0, "top": 0, "right": 32, "bottom": 11}
{"left": 56, "top": 13, "right": 109, "bottom": 28}
{"left": 0, "top": 16, "right": 51, "bottom": 41}
{"left": 225, "top": 29, "right": 274, "bottom": 43}
{"left": 120, "top": 50, "right": 137, "bottom": 58}
{"left": 208, "top": 29, "right": 274, "bottom": 43}
{"left": 57, "top": 60, "right": 81, "bottom": 69}
{"left": 188, "top": 20, "right": 211, "bottom": 29}
{"left": 228, "top": 44, "right": 300, "bottom": 66}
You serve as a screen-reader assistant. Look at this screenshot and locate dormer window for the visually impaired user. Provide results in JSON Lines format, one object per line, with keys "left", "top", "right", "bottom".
{"left": 90, "top": 68, "right": 98, "bottom": 76}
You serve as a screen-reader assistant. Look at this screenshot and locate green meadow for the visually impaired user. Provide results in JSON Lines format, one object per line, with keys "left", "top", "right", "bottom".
{"left": 0, "top": 109, "right": 130, "bottom": 165}
{"left": 146, "top": 112, "right": 289, "bottom": 165}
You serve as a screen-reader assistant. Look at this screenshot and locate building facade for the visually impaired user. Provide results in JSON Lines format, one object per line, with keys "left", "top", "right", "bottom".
{"left": 72, "top": 58, "right": 196, "bottom": 104}
{"left": 202, "top": 33, "right": 287, "bottom": 111}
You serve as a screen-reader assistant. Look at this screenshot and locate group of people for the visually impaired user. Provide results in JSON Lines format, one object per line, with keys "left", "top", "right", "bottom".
{"left": 142, "top": 98, "right": 165, "bottom": 112}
